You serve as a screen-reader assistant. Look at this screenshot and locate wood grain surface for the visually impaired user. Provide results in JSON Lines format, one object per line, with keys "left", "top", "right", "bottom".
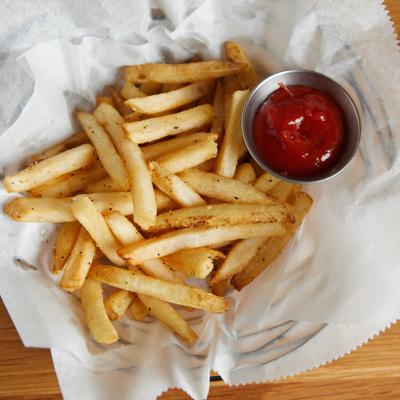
{"left": 1, "top": 1, "right": 400, "bottom": 399}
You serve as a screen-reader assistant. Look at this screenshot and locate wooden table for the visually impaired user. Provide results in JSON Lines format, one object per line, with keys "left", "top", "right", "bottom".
{"left": 1, "top": 2, "right": 400, "bottom": 399}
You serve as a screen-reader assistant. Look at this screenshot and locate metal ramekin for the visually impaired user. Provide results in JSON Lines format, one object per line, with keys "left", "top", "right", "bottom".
{"left": 242, "top": 70, "right": 361, "bottom": 184}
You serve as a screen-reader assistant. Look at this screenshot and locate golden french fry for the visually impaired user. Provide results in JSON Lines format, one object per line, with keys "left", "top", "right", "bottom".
{"left": 120, "top": 223, "right": 285, "bottom": 263}
{"left": 234, "top": 163, "right": 257, "bottom": 184}
{"left": 52, "top": 222, "right": 81, "bottom": 274}
{"left": 268, "top": 181, "right": 294, "bottom": 202}
{"left": 155, "top": 137, "right": 217, "bottom": 174}
{"left": 139, "top": 293, "right": 198, "bottom": 342}
{"left": 71, "top": 196, "right": 124, "bottom": 266}
{"left": 250, "top": 158, "right": 265, "bottom": 177}
{"left": 123, "top": 104, "right": 213, "bottom": 144}
{"left": 29, "top": 161, "right": 107, "bottom": 198}
{"left": 139, "top": 81, "right": 162, "bottom": 95}
{"left": 210, "top": 80, "right": 224, "bottom": 139}
{"left": 60, "top": 227, "right": 96, "bottom": 291}
{"left": 96, "top": 95, "right": 114, "bottom": 106}
{"left": 147, "top": 203, "right": 289, "bottom": 232}
{"left": 4, "top": 144, "right": 95, "bottom": 193}
{"left": 104, "top": 289, "right": 135, "bottom": 320}
{"left": 223, "top": 74, "right": 242, "bottom": 129}
{"left": 104, "top": 211, "right": 143, "bottom": 245}
{"left": 149, "top": 161, "right": 205, "bottom": 207}
{"left": 127, "top": 263, "right": 197, "bottom": 341}
{"left": 80, "top": 278, "right": 118, "bottom": 344}
{"left": 4, "top": 191, "right": 174, "bottom": 223}
{"left": 163, "top": 247, "right": 225, "bottom": 278}
{"left": 124, "top": 111, "right": 147, "bottom": 122}
{"left": 27, "top": 132, "right": 88, "bottom": 165}
{"left": 77, "top": 111, "right": 129, "bottom": 191}
{"left": 94, "top": 103, "right": 156, "bottom": 229}
{"left": 232, "top": 192, "right": 313, "bottom": 290}
{"left": 155, "top": 189, "right": 178, "bottom": 212}
{"left": 215, "top": 89, "right": 250, "bottom": 178}
{"left": 210, "top": 236, "right": 268, "bottom": 285}
{"left": 254, "top": 172, "right": 281, "bottom": 193}
{"left": 85, "top": 176, "right": 122, "bottom": 192}
{"left": 89, "top": 263, "right": 229, "bottom": 313}
{"left": 179, "top": 169, "right": 275, "bottom": 205}
{"left": 210, "top": 278, "right": 228, "bottom": 296}
{"left": 120, "top": 82, "right": 146, "bottom": 99}
{"left": 142, "top": 132, "right": 217, "bottom": 160}
{"left": 223, "top": 41, "right": 261, "bottom": 89}
{"left": 287, "top": 184, "right": 302, "bottom": 204}
{"left": 107, "top": 85, "right": 132, "bottom": 117}
{"left": 129, "top": 296, "right": 149, "bottom": 320}
{"left": 126, "top": 81, "right": 211, "bottom": 115}
{"left": 105, "top": 211, "right": 181, "bottom": 283}
{"left": 126, "top": 61, "right": 246, "bottom": 84}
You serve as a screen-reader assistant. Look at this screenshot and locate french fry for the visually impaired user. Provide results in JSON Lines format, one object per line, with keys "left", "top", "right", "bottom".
{"left": 250, "top": 158, "right": 265, "bottom": 177}
{"left": 210, "top": 278, "right": 228, "bottom": 296}
{"left": 142, "top": 132, "right": 217, "bottom": 160}
{"left": 4, "top": 144, "right": 95, "bottom": 193}
{"left": 123, "top": 104, "right": 213, "bottom": 144}
{"left": 139, "top": 292, "right": 198, "bottom": 342}
{"left": 4, "top": 197, "right": 76, "bottom": 222}
{"left": 104, "top": 211, "right": 143, "bottom": 245}
{"left": 71, "top": 196, "right": 124, "bottom": 266}
{"left": 232, "top": 192, "right": 313, "bottom": 290}
{"left": 255, "top": 172, "right": 281, "bottom": 193}
{"left": 223, "top": 41, "right": 261, "bottom": 88}
{"left": 127, "top": 263, "right": 198, "bottom": 342}
{"left": 96, "top": 95, "right": 114, "bottom": 106}
{"left": 163, "top": 247, "right": 225, "bottom": 278}
{"left": 107, "top": 85, "right": 132, "bottom": 117}
{"left": 85, "top": 176, "right": 122, "bottom": 192}
{"left": 60, "top": 227, "right": 96, "bottom": 291}
{"left": 27, "top": 132, "right": 88, "bottom": 165}
{"left": 179, "top": 169, "right": 275, "bottom": 205}
{"left": 125, "top": 81, "right": 211, "bottom": 115}
{"left": 4, "top": 191, "right": 174, "bottom": 223}
{"left": 149, "top": 161, "right": 205, "bottom": 207}
{"left": 268, "top": 181, "right": 294, "bottom": 202}
{"left": 119, "top": 223, "right": 286, "bottom": 263}
{"left": 120, "top": 82, "right": 146, "bottom": 99}
{"left": 52, "top": 222, "right": 81, "bottom": 274}
{"left": 210, "top": 236, "right": 269, "bottom": 285}
{"left": 223, "top": 74, "right": 242, "bottom": 129}
{"left": 129, "top": 295, "right": 149, "bottom": 320}
{"left": 154, "top": 137, "right": 218, "bottom": 174}
{"left": 80, "top": 278, "right": 118, "bottom": 344}
{"left": 105, "top": 211, "right": 181, "bottom": 283}
{"left": 215, "top": 89, "right": 250, "bottom": 178}
{"left": 139, "top": 81, "right": 162, "bottom": 95}
{"left": 104, "top": 289, "right": 135, "bottom": 320}
{"left": 77, "top": 112, "right": 129, "bottom": 190}
{"left": 210, "top": 80, "right": 224, "bottom": 139}
{"left": 29, "top": 161, "right": 107, "bottom": 198}
{"left": 234, "top": 163, "right": 257, "bottom": 184}
{"left": 124, "top": 111, "right": 147, "bottom": 123}
{"left": 126, "top": 61, "right": 246, "bottom": 84}
{"left": 147, "top": 203, "right": 289, "bottom": 232}
{"left": 155, "top": 189, "right": 178, "bottom": 212}
{"left": 94, "top": 103, "right": 156, "bottom": 229}
{"left": 89, "top": 263, "right": 229, "bottom": 313}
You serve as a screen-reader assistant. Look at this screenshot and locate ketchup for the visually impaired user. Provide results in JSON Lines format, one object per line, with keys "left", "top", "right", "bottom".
{"left": 253, "top": 84, "right": 344, "bottom": 179}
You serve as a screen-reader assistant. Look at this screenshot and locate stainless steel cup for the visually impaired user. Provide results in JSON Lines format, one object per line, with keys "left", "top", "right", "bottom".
{"left": 241, "top": 69, "right": 361, "bottom": 183}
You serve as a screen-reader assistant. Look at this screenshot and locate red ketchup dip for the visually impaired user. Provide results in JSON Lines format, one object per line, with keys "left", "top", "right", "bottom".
{"left": 253, "top": 84, "right": 345, "bottom": 179}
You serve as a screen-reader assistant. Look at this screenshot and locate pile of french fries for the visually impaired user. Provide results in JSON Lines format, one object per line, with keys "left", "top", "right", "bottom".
{"left": 3, "top": 42, "right": 312, "bottom": 344}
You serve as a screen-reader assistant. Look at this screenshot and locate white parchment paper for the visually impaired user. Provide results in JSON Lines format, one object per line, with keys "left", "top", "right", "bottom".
{"left": 1, "top": 1, "right": 400, "bottom": 399}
